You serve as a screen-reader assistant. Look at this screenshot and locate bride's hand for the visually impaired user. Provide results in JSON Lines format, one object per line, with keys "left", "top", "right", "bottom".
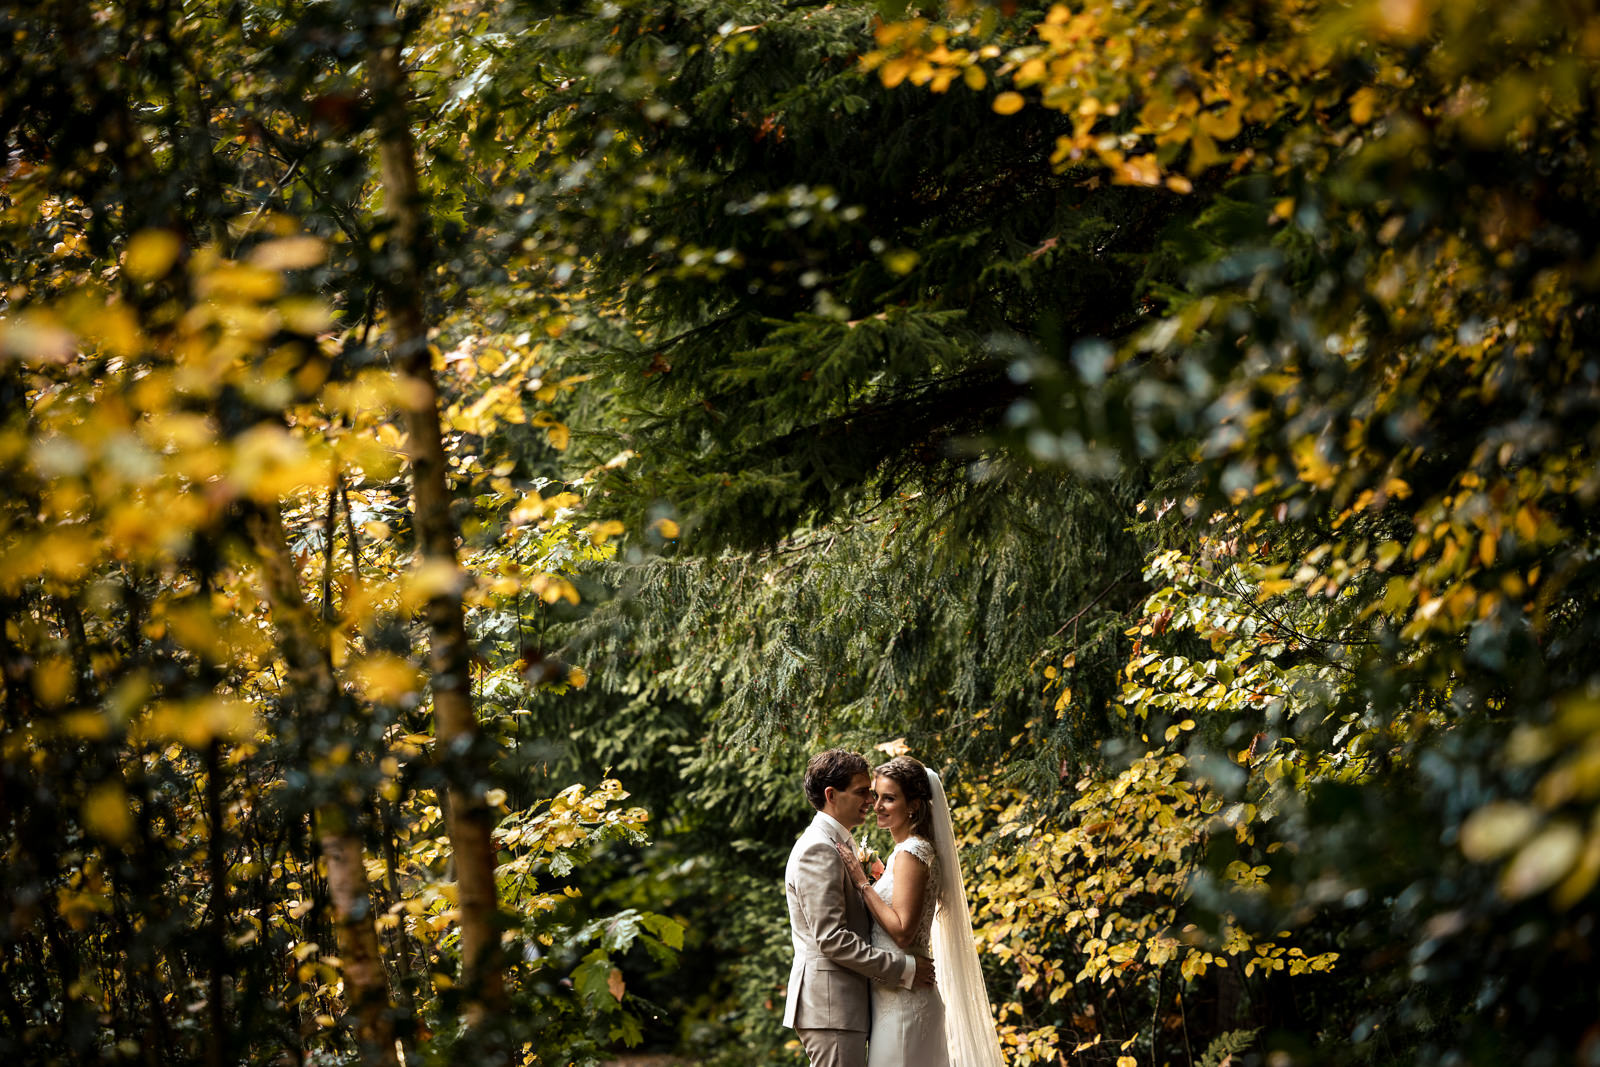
{"left": 834, "top": 841, "right": 870, "bottom": 889}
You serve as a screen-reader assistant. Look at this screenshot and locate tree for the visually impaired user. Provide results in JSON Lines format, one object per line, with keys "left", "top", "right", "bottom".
{"left": 1, "top": 3, "right": 677, "bottom": 1065}
{"left": 867, "top": 0, "right": 1600, "bottom": 1060}
{"left": 513, "top": 0, "right": 1600, "bottom": 1061}
{"left": 10, "top": 0, "right": 1600, "bottom": 1063}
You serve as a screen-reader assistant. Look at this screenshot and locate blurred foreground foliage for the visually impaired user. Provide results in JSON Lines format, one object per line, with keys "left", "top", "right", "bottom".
{"left": 4, "top": 0, "right": 1600, "bottom": 1065}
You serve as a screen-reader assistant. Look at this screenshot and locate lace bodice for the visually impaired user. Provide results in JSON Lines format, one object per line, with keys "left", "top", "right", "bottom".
{"left": 871, "top": 835, "right": 939, "bottom": 956}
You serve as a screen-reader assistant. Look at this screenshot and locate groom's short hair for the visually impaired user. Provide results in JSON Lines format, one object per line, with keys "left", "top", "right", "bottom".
{"left": 804, "top": 749, "right": 870, "bottom": 810}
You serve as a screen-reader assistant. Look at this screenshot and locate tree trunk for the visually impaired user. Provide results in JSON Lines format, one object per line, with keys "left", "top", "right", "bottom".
{"left": 0, "top": 947, "right": 27, "bottom": 1049}
{"left": 380, "top": 800, "right": 418, "bottom": 1020}
{"left": 243, "top": 505, "right": 400, "bottom": 1067}
{"left": 320, "top": 829, "right": 401, "bottom": 1059}
{"left": 203, "top": 740, "right": 229, "bottom": 1067}
{"left": 370, "top": 31, "right": 505, "bottom": 1020}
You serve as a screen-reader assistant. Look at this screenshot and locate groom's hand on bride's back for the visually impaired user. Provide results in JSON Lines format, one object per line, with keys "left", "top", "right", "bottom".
{"left": 913, "top": 956, "right": 936, "bottom": 988}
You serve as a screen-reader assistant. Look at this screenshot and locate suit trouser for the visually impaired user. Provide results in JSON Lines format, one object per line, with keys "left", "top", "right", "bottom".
{"left": 796, "top": 1027, "right": 867, "bottom": 1067}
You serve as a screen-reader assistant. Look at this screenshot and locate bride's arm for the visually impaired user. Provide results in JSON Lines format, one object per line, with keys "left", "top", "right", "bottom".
{"left": 836, "top": 843, "right": 929, "bottom": 950}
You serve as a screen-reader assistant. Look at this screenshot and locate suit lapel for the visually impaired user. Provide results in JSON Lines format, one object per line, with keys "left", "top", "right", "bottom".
{"left": 810, "top": 814, "right": 870, "bottom": 930}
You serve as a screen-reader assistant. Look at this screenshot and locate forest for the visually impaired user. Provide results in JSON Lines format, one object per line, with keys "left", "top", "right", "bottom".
{"left": 3, "top": 0, "right": 1599, "bottom": 1064}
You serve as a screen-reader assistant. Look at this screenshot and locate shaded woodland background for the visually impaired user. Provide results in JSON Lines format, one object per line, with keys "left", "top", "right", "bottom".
{"left": 4, "top": 1, "right": 1600, "bottom": 1064}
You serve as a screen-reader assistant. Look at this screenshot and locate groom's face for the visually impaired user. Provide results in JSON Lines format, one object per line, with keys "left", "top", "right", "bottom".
{"left": 829, "top": 772, "right": 875, "bottom": 830}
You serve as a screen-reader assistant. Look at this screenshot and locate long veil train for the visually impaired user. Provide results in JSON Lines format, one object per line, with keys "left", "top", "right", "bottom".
{"left": 926, "top": 768, "right": 1008, "bottom": 1067}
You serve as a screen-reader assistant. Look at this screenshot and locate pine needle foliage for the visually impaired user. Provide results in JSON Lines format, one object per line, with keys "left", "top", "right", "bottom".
{"left": 544, "top": 470, "right": 1145, "bottom": 827}
{"left": 486, "top": 8, "right": 1187, "bottom": 1053}
{"left": 482, "top": 0, "right": 1194, "bottom": 550}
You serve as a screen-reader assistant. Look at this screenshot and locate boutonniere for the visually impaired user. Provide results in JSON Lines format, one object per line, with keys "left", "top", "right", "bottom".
{"left": 856, "top": 843, "right": 885, "bottom": 882}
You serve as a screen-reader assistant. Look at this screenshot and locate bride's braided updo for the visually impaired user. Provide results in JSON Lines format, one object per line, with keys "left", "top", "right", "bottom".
{"left": 875, "top": 755, "right": 935, "bottom": 840}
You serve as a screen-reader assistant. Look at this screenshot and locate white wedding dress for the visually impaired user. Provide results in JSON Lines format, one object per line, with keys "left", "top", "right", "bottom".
{"left": 867, "top": 836, "right": 947, "bottom": 1067}
{"left": 867, "top": 769, "right": 1007, "bottom": 1067}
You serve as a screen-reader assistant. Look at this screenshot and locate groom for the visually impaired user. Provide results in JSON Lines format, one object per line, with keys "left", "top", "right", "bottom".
{"left": 784, "top": 749, "right": 935, "bottom": 1067}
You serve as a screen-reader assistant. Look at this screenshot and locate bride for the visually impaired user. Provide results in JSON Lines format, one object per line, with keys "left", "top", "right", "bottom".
{"left": 833, "top": 755, "right": 1007, "bottom": 1067}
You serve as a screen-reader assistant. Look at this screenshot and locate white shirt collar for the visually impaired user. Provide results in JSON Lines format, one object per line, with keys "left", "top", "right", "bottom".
{"left": 814, "top": 809, "right": 854, "bottom": 846}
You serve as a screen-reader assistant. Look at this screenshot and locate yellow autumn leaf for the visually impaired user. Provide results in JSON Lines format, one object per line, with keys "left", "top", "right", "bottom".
{"left": 993, "top": 91, "right": 1026, "bottom": 115}
{"left": 527, "top": 573, "right": 581, "bottom": 605}
{"left": 59, "top": 710, "right": 112, "bottom": 741}
{"left": 531, "top": 412, "right": 572, "bottom": 450}
{"left": 1196, "top": 106, "right": 1241, "bottom": 141}
{"left": 229, "top": 423, "right": 326, "bottom": 500}
{"left": 587, "top": 520, "right": 626, "bottom": 545}
{"left": 83, "top": 782, "right": 135, "bottom": 846}
{"left": 403, "top": 559, "right": 465, "bottom": 611}
{"left": 123, "top": 229, "right": 184, "bottom": 282}
{"left": 651, "top": 517, "right": 680, "bottom": 539}
{"left": 880, "top": 56, "right": 919, "bottom": 89}
{"left": 1515, "top": 506, "right": 1539, "bottom": 542}
{"left": 1553, "top": 829, "right": 1600, "bottom": 910}
{"left": 1382, "top": 477, "right": 1412, "bottom": 500}
{"left": 875, "top": 736, "right": 911, "bottom": 757}
{"left": 883, "top": 248, "right": 920, "bottom": 275}
{"left": 32, "top": 656, "right": 74, "bottom": 707}
{"left": 1349, "top": 87, "right": 1379, "bottom": 125}
{"left": 85, "top": 300, "right": 142, "bottom": 358}
{"left": 1374, "top": 0, "right": 1429, "bottom": 40}
{"left": 1500, "top": 821, "right": 1583, "bottom": 900}
{"left": 349, "top": 654, "right": 423, "bottom": 704}
{"left": 195, "top": 261, "right": 283, "bottom": 303}
{"left": 248, "top": 235, "right": 327, "bottom": 271}
{"left": 279, "top": 296, "right": 335, "bottom": 334}
{"left": 141, "top": 696, "right": 259, "bottom": 747}
{"left": 1117, "top": 153, "right": 1162, "bottom": 186}
{"left": 57, "top": 886, "right": 112, "bottom": 931}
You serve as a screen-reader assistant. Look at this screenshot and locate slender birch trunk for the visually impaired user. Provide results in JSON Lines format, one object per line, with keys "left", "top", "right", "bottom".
{"left": 244, "top": 505, "right": 400, "bottom": 1067}
{"left": 370, "top": 30, "right": 506, "bottom": 1022}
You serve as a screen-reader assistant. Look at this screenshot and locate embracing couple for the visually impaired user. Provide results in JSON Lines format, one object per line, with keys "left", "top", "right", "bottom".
{"left": 783, "top": 749, "right": 1006, "bottom": 1067}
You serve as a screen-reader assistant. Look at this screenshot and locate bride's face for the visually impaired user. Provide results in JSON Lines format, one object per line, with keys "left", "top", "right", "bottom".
{"left": 872, "top": 775, "right": 913, "bottom": 835}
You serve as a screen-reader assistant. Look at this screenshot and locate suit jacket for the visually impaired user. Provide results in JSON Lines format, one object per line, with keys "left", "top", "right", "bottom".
{"left": 783, "top": 811, "right": 909, "bottom": 1031}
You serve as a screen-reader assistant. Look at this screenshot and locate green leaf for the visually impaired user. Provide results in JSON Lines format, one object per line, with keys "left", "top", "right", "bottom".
{"left": 642, "top": 912, "right": 686, "bottom": 950}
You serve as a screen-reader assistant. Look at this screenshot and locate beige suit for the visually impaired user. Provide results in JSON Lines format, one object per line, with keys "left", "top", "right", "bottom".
{"left": 784, "top": 812, "right": 913, "bottom": 1066}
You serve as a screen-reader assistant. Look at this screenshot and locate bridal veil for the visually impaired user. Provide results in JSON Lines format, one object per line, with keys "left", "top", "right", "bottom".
{"left": 926, "top": 768, "right": 1008, "bottom": 1067}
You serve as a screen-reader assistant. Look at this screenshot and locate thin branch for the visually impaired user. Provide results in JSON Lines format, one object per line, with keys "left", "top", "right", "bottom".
{"left": 229, "top": 153, "right": 303, "bottom": 256}
{"left": 647, "top": 310, "right": 746, "bottom": 355}
{"left": 1196, "top": 575, "right": 1376, "bottom": 658}
{"left": 339, "top": 478, "right": 363, "bottom": 577}
{"left": 1051, "top": 566, "right": 1139, "bottom": 639}
{"left": 319, "top": 477, "right": 339, "bottom": 622}
{"left": 248, "top": 130, "right": 370, "bottom": 248}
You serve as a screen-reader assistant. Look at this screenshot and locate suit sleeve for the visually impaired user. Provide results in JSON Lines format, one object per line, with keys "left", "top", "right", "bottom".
{"left": 791, "top": 839, "right": 909, "bottom": 984}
